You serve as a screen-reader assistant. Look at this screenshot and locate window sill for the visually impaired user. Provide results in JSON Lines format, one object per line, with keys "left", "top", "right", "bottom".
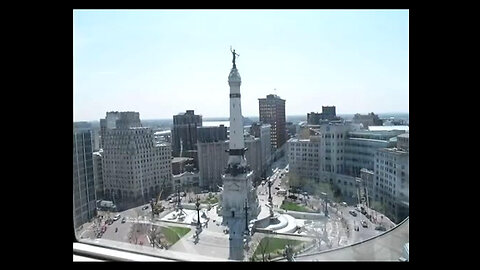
{"left": 73, "top": 242, "right": 172, "bottom": 261}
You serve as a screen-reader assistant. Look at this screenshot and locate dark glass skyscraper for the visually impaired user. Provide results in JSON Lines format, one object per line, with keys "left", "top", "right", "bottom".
{"left": 172, "top": 110, "right": 202, "bottom": 157}
{"left": 73, "top": 122, "right": 96, "bottom": 228}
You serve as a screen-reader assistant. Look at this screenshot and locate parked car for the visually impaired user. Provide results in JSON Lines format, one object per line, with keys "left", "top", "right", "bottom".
{"left": 142, "top": 205, "right": 149, "bottom": 210}
{"left": 121, "top": 217, "right": 126, "bottom": 223}
{"left": 113, "top": 214, "right": 121, "bottom": 221}
{"left": 349, "top": 210, "right": 357, "bottom": 217}
{"left": 361, "top": 220, "right": 368, "bottom": 228}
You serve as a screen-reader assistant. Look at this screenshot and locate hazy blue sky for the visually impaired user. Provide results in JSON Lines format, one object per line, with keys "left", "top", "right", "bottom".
{"left": 74, "top": 9, "right": 408, "bottom": 121}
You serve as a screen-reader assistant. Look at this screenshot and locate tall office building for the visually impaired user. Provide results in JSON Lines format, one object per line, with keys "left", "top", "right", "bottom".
{"left": 93, "top": 150, "right": 104, "bottom": 200}
{"left": 307, "top": 106, "right": 341, "bottom": 125}
{"left": 197, "top": 138, "right": 262, "bottom": 189}
{"left": 73, "top": 122, "right": 97, "bottom": 228}
{"left": 353, "top": 112, "right": 383, "bottom": 128}
{"left": 258, "top": 94, "right": 286, "bottom": 151}
{"left": 172, "top": 110, "right": 202, "bottom": 157}
{"left": 344, "top": 130, "right": 405, "bottom": 177}
{"left": 99, "top": 111, "right": 142, "bottom": 148}
{"left": 102, "top": 124, "right": 172, "bottom": 211}
{"left": 197, "top": 125, "right": 228, "bottom": 143}
{"left": 288, "top": 123, "right": 351, "bottom": 183}
{"left": 374, "top": 145, "right": 409, "bottom": 223}
{"left": 250, "top": 122, "right": 272, "bottom": 178}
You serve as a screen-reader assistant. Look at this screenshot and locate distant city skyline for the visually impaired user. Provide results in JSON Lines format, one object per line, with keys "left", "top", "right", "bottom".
{"left": 74, "top": 9, "right": 409, "bottom": 122}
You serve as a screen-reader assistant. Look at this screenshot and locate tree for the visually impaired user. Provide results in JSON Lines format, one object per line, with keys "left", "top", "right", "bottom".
{"left": 148, "top": 225, "right": 163, "bottom": 248}
{"left": 255, "top": 237, "right": 271, "bottom": 262}
{"left": 128, "top": 224, "right": 139, "bottom": 244}
{"left": 288, "top": 172, "right": 306, "bottom": 195}
{"left": 370, "top": 200, "right": 386, "bottom": 219}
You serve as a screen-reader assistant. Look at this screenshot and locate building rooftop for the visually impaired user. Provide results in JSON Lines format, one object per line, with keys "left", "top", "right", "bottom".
{"left": 378, "top": 147, "right": 409, "bottom": 155}
{"left": 172, "top": 157, "right": 192, "bottom": 163}
{"left": 368, "top": 126, "right": 409, "bottom": 132}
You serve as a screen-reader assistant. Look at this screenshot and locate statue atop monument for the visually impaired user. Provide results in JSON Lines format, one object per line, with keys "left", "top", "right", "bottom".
{"left": 230, "top": 46, "right": 240, "bottom": 68}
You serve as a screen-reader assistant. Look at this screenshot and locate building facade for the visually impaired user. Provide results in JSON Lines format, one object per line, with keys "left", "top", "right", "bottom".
{"left": 197, "top": 125, "right": 228, "bottom": 143}
{"left": 73, "top": 122, "right": 97, "bottom": 228}
{"left": 344, "top": 130, "right": 404, "bottom": 177}
{"left": 93, "top": 150, "right": 104, "bottom": 200}
{"left": 259, "top": 94, "right": 286, "bottom": 151}
{"left": 374, "top": 147, "right": 409, "bottom": 223}
{"left": 172, "top": 157, "right": 195, "bottom": 175}
{"left": 172, "top": 172, "right": 199, "bottom": 190}
{"left": 172, "top": 110, "right": 202, "bottom": 157}
{"left": 250, "top": 122, "right": 272, "bottom": 178}
{"left": 307, "top": 106, "right": 340, "bottom": 125}
{"left": 360, "top": 168, "right": 375, "bottom": 206}
{"left": 288, "top": 123, "right": 351, "bottom": 184}
{"left": 353, "top": 112, "right": 383, "bottom": 128}
{"left": 102, "top": 127, "right": 172, "bottom": 210}
{"left": 100, "top": 111, "right": 142, "bottom": 148}
{"left": 197, "top": 138, "right": 262, "bottom": 189}
{"left": 397, "top": 133, "right": 409, "bottom": 152}
{"left": 197, "top": 140, "right": 229, "bottom": 189}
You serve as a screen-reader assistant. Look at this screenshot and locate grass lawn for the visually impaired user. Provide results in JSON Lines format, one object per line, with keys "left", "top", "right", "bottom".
{"left": 253, "top": 237, "right": 308, "bottom": 259}
{"left": 201, "top": 197, "right": 218, "bottom": 204}
{"left": 280, "top": 201, "right": 314, "bottom": 212}
{"left": 160, "top": 226, "right": 191, "bottom": 245}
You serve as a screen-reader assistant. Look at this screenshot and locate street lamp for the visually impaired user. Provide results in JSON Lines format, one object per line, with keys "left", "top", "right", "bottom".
{"left": 267, "top": 180, "right": 272, "bottom": 203}
{"left": 244, "top": 199, "right": 250, "bottom": 233}
{"left": 195, "top": 197, "right": 201, "bottom": 228}
{"left": 321, "top": 192, "right": 328, "bottom": 217}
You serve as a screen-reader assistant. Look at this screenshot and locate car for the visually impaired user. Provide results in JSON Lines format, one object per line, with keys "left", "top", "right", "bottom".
{"left": 121, "top": 217, "right": 126, "bottom": 223}
{"left": 375, "top": 225, "right": 387, "bottom": 231}
{"left": 361, "top": 220, "right": 368, "bottom": 228}
{"left": 349, "top": 210, "right": 357, "bottom": 217}
{"left": 113, "top": 214, "right": 121, "bottom": 221}
{"left": 142, "top": 205, "right": 149, "bottom": 210}
{"left": 340, "top": 202, "right": 348, "bottom": 207}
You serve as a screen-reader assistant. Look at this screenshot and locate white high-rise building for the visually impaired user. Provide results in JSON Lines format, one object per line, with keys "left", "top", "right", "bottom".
{"left": 374, "top": 134, "right": 409, "bottom": 223}
{"left": 102, "top": 125, "right": 172, "bottom": 210}
{"left": 288, "top": 123, "right": 350, "bottom": 183}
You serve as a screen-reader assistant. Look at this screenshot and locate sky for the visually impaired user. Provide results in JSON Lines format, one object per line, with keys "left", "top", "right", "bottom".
{"left": 74, "top": 9, "right": 408, "bottom": 121}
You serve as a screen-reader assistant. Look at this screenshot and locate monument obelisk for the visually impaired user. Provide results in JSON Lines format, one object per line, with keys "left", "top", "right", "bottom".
{"left": 221, "top": 48, "right": 260, "bottom": 222}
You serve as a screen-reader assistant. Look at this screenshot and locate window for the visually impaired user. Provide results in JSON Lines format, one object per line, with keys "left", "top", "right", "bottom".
{"left": 74, "top": 10, "right": 408, "bottom": 262}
